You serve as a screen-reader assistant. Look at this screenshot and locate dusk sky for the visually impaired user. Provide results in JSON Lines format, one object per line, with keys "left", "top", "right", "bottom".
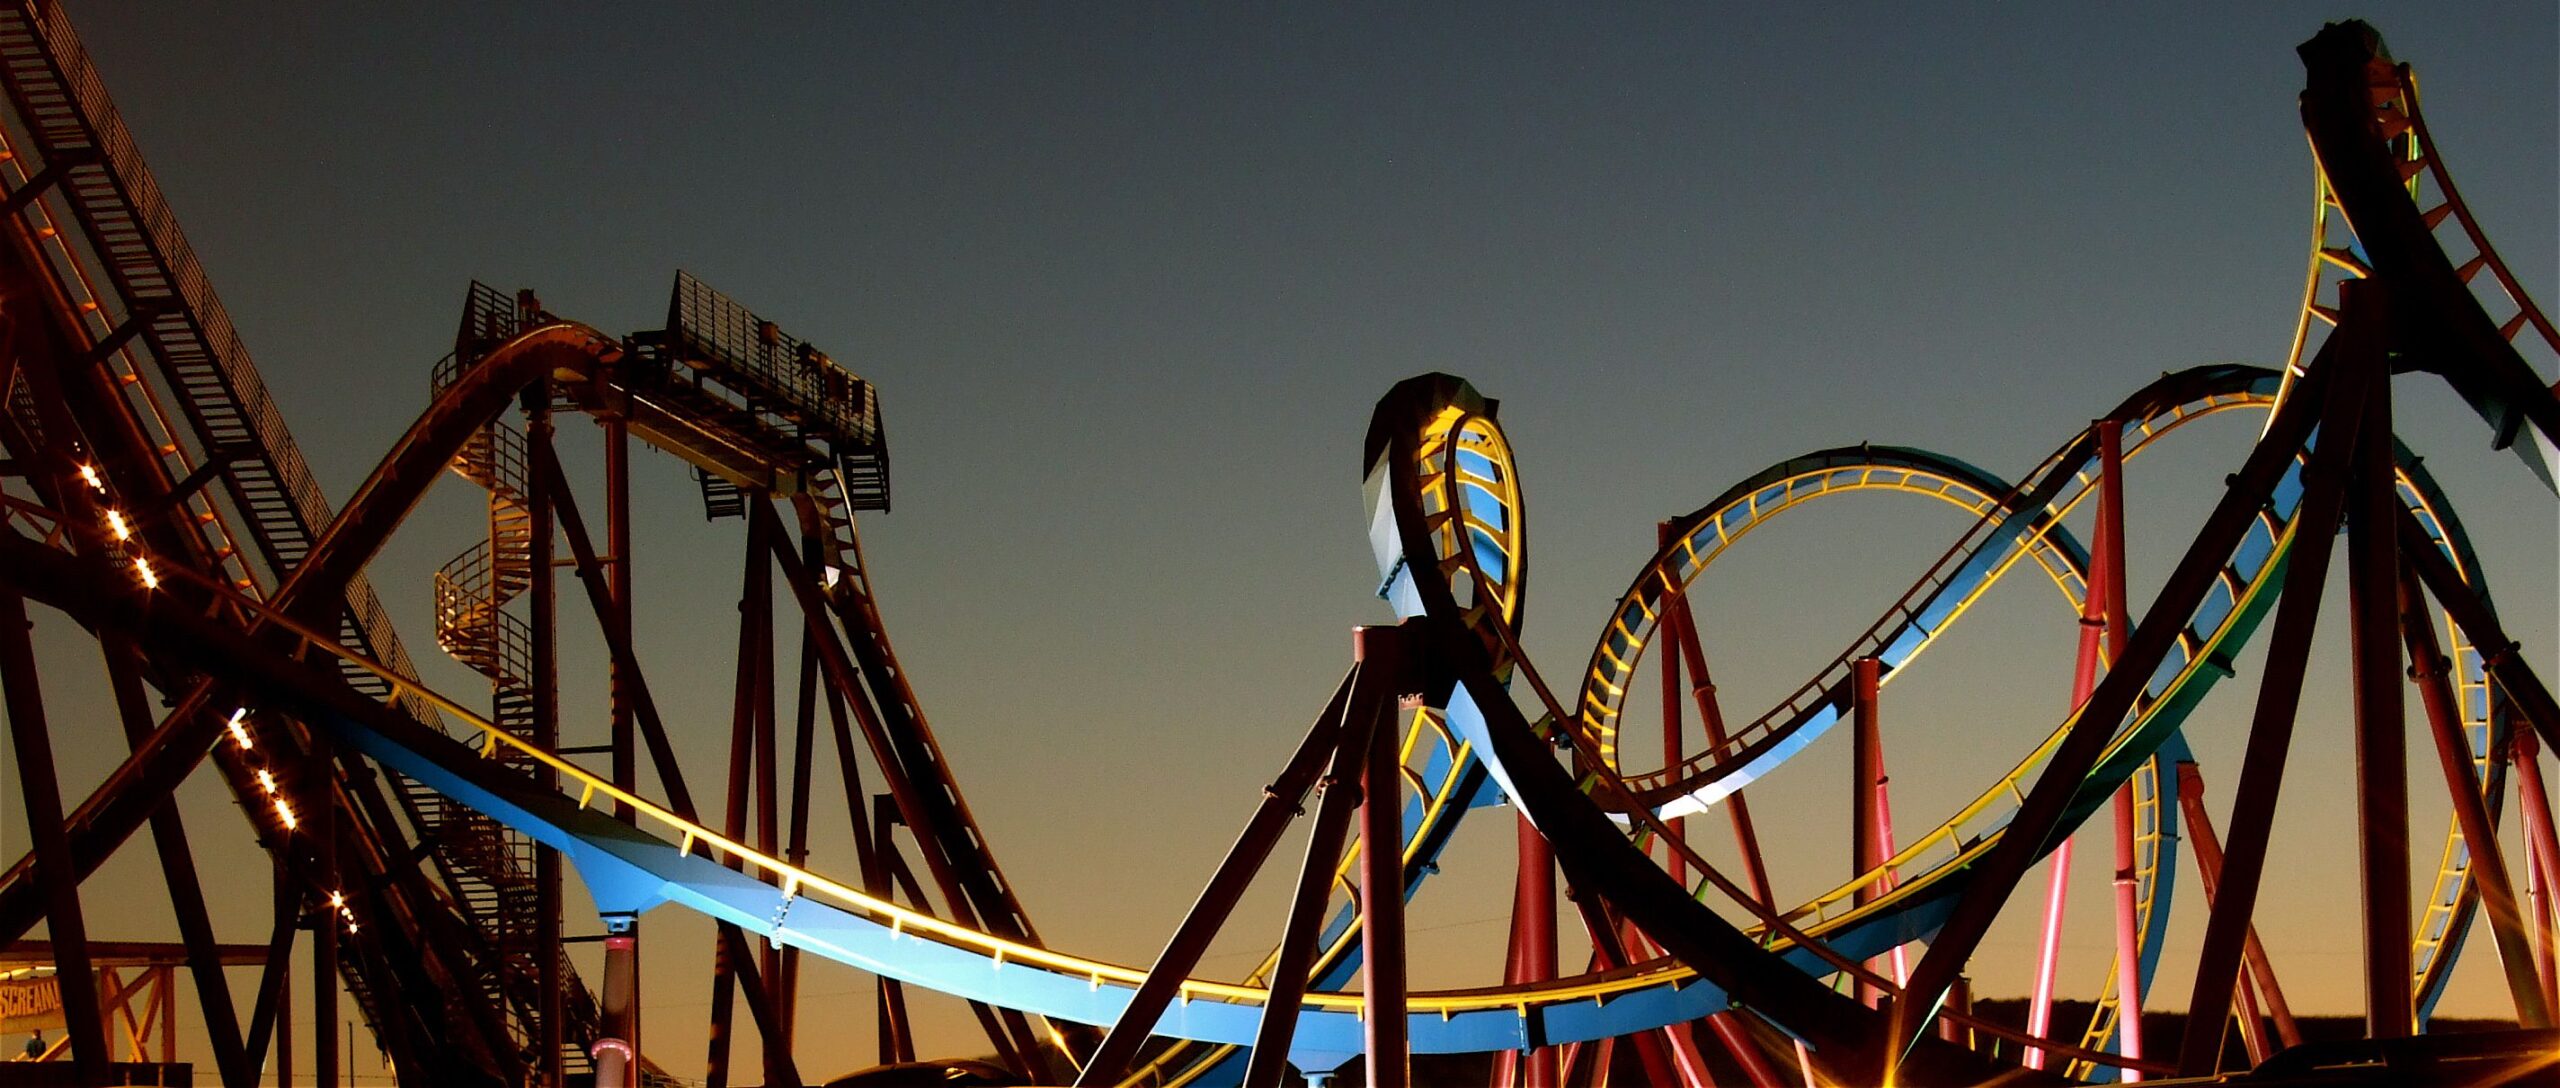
{"left": 9, "top": 4, "right": 2555, "bottom": 1083}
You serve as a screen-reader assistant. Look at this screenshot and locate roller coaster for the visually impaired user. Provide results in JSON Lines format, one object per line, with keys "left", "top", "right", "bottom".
{"left": 0, "top": 7, "right": 2554, "bottom": 1087}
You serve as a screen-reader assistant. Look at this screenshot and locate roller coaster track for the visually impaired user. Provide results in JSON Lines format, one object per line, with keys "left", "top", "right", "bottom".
{"left": 11, "top": 352, "right": 2475, "bottom": 1074}
{"left": 0, "top": 12, "right": 2553, "bottom": 1088}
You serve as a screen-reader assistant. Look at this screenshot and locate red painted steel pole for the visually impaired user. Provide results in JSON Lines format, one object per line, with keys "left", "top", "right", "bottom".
{"left": 1622, "top": 920, "right": 1762, "bottom": 1087}
{"left": 1660, "top": 521, "right": 1690, "bottom": 888}
{"left": 2028, "top": 447, "right": 2113, "bottom": 1071}
{"left": 2172, "top": 761, "right": 2302, "bottom": 1052}
{"left": 1707, "top": 1009, "right": 1787, "bottom": 1088}
{"left": 709, "top": 508, "right": 790, "bottom": 1088}
{"left": 2512, "top": 729, "right": 2560, "bottom": 1014}
{"left": 782, "top": 576, "right": 822, "bottom": 1042}
{"left": 2401, "top": 566, "right": 2550, "bottom": 1026}
{"left": 1670, "top": 596, "right": 1776, "bottom": 906}
{"left": 592, "top": 920, "right": 639, "bottom": 1088}
{"left": 2344, "top": 359, "right": 2413, "bottom": 1039}
{"left": 1499, "top": 809, "right": 1560, "bottom": 1088}
{"left": 605, "top": 415, "right": 636, "bottom": 823}
{"left": 2096, "top": 419, "right": 2149, "bottom": 1077}
{"left": 1851, "top": 656, "right": 1883, "bottom": 1008}
{"left": 530, "top": 404, "right": 566, "bottom": 1088}
{"left": 1896, "top": 328, "right": 2351, "bottom": 1082}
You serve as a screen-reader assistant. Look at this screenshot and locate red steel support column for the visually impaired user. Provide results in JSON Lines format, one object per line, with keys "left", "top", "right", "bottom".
{"left": 1659, "top": 521, "right": 1690, "bottom": 888}
{"left": 2344, "top": 352, "right": 2411, "bottom": 1039}
{"left": 707, "top": 507, "right": 775, "bottom": 1088}
{"left": 782, "top": 549, "right": 824, "bottom": 1043}
{"left": 0, "top": 589, "right": 109, "bottom": 1085}
{"left": 1497, "top": 808, "right": 1559, "bottom": 1088}
{"left": 753, "top": 541, "right": 786, "bottom": 1073}
{"left": 2096, "top": 419, "right": 2149, "bottom": 1076}
{"left": 530, "top": 402, "right": 565, "bottom": 1088}
{"left": 2028, "top": 464, "right": 2111, "bottom": 1070}
{"left": 2402, "top": 566, "right": 2550, "bottom": 1026}
{"left": 2173, "top": 761, "right": 2301, "bottom": 1052}
{"left": 1669, "top": 595, "right": 1777, "bottom": 907}
{"left": 592, "top": 916, "right": 640, "bottom": 1088}
{"left": 1360, "top": 626, "right": 1411, "bottom": 1088}
{"left": 605, "top": 416, "right": 635, "bottom": 822}
{"left": 2513, "top": 729, "right": 2560, "bottom": 1014}
{"left": 1851, "top": 655, "right": 1884, "bottom": 1008}
{"left": 1893, "top": 326, "right": 2352, "bottom": 1081}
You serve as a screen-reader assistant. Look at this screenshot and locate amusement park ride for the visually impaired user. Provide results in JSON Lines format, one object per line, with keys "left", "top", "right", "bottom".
{"left": 0, "top": 4, "right": 2554, "bottom": 1087}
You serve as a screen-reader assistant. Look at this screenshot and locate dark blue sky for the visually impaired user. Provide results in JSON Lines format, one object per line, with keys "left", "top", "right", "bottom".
{"left": 24, "top": 4, "right": 2557, "bottom": 1080}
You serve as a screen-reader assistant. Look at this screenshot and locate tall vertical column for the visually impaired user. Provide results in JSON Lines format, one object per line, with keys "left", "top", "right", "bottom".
{"left": 1359, "top": 625, "right": 1410, "bottom": 1088}
{"left": 529, "top": 400, "right": 564, "bottom": 1087}
{"left": 1499, "top": 809, "right": 1558, "bottom": 1088}
{"left": 591, "top": 915, "right": 640, "bottom": 1088}
{"left": 313, "top": 753, "right": 339, "bottom": 1088}
{"left": 2512, "top": 730, "right": 2560, "bottom": 1013}
{"left": 2096, "top": 419, "right": 2148, "bottom": 1075}
{"left": 1658, "top": 521, "right": 1689, "bottom": 888}
{"left": 2343, "top": 325, "right": 2410, "bottom": 1038}
{"left": 605, "top": 415, "right": 635, "bottom": 819}
{"left": 1850, "top": 656, "right": 1883, "bottom": 1008}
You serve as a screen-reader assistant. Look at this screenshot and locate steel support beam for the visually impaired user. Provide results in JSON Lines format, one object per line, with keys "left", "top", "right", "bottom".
{"left": 1494, "top": 808, "right": 1559, "bottom": 1088}
{"left": 2516, "top": 730, "right": 2560, "bottom": 1014}
{"left": 100, "top": 634, "right": 252, "bottom": 1087}
{"left": 530, "top": 402, "right": 565, "bottom": 1088}
{"left": 591, "top": 916, "right": 639, "bottom": 1088}
{"left": 1075, "top": 672, "right": 1353, "bottom": 1086}
{"left": 0, "top": 588, "right": 109, "bottom": 1084}
{"left": 1894, "top": 338, "right": 2353, "bottom": 1075}
{"left": 2344, "top": 352, "right": 2413, "bottom": 1038}
{"left": 1850, "top": 655, "right": 1884, "bottom": 1009}
{"left": 1243, "top": 653, "right": 1387, "bottom": 1088}
{"left": 1359, "top": 626, "right": 1412, "bottom": 1088}
{"left": 2402, "top": 566, "right": 2549, "bottom": 1026}
{"left": 2172, "top": 306, "right": 2379, "bottom": 1074}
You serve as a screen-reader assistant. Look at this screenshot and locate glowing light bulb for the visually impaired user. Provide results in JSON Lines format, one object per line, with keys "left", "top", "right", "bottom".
{"left": 226, "top": 708, "right": 254, "bottom": 750}
{"left": 272, "top": 798, "right": 297, "bottom": 830}
{"left": 105, "top": 509, "right": 129, "bottom": 540}
{"left": 329, "top": 890, "right": 345, "bottom": 909}
{"left": 256, "top": 769, "right": 276, "bottom": 793}
{"left": 77, "top": 464, "right": 102, "bottom": 491}
{"left": 131, "top": 557, "right": 158, "bottom": 589}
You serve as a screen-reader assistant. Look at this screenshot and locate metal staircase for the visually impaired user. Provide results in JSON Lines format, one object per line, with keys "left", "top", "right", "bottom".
{"left": 693, "top": 465, "right": 750, "bottom": 520}
{"left": 427, "top": 360, "right": 596, "bottom": 1078}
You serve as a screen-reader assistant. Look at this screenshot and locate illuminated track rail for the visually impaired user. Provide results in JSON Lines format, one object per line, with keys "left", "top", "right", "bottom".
{"left": 41, "top": 361, "right": 2496, "bottom": 1079}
